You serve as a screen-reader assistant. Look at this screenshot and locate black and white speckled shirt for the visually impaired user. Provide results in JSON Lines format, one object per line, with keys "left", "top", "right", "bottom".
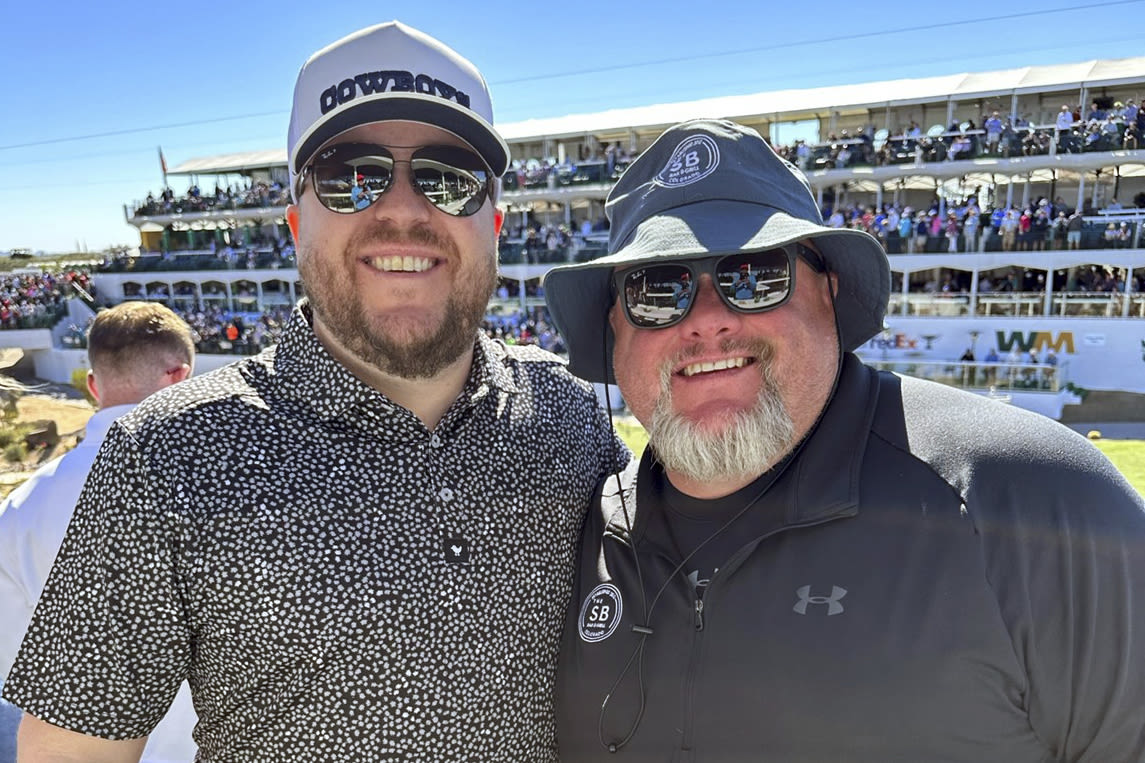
{"left": 3, "top": 303, "right": 628, "bottom": 762}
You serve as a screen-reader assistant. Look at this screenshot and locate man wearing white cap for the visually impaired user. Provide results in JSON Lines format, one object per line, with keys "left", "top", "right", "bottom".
{"left": 545, "top": 118, "right": 1145, "bottom": 761}
{"left": 4, "top": 22, "right": 624, "bottom": 762}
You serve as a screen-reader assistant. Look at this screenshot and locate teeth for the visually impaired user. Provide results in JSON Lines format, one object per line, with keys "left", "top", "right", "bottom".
{"left": 681, "top": 357, "right": 748, "bottom": 377}
{"left": 369, "top": 255, "right": 434, "bottom": 272}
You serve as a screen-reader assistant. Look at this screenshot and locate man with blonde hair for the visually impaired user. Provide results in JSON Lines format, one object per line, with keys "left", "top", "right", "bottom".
{"left": 0, "top": 302, "right": 197, "bottom": 763}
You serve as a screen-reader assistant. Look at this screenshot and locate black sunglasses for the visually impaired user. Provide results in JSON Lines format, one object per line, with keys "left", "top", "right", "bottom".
{"left": 298, "top": 142, "right": 496, "bottom": 217}
{"left": 613, "top": 244, "right": 825, "bottom": 329}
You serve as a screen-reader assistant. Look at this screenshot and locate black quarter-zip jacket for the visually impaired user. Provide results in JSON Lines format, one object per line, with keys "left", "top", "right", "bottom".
{"left": 556, "top": 355, "right": 1145, "bottom": 762}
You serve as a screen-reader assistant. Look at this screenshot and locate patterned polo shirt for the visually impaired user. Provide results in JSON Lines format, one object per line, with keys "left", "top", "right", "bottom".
{"left": 3, "top": 303, "right": 628, "bottom": 761}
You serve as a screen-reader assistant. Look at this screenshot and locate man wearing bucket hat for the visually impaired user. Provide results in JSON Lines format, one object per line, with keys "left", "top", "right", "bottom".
{"left": 547, "top": 118, "right": 1145, "bottom": 761}
{"left": 5, "top": 22, "right": 623, "bottom": 762}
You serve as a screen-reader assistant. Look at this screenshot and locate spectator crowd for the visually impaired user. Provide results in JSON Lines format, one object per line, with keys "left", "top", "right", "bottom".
{"left": 775, "top": 100, "right": 1144, "bottom": 171}
{"left": 0, "top": 270, "right": 92, "bottom": 330}
{"left": 822, "top": 196, "right": 1140, "bottom": 255}
{"left": 133, "top": 181, "right": 291, "bottom": 218}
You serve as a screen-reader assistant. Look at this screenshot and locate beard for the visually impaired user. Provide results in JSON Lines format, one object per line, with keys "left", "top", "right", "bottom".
{"left": 300, "top": 220, "right": 497, "bottom": 379}
{"left": 647, "top": 339, "right": 795, "bottom": 484}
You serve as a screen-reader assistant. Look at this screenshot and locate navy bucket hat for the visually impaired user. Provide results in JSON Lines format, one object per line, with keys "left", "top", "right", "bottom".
{"left": 543, "top": 118, "right": 890, "bottom": 384}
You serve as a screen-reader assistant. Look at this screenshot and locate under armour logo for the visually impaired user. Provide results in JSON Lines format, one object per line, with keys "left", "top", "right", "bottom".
{"left": 444, "top": 536, "right": 471, "bottom": 564}
{"left": 793, "top": 585, "right": 847, "bottom": 615}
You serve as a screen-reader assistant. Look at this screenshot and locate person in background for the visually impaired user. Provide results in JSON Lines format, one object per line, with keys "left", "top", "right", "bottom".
{"left": 0, "top": 302, "right": 197, "bottom": 763}
{"left": 543, "top": 118, "right": 1145, "bottom": 761}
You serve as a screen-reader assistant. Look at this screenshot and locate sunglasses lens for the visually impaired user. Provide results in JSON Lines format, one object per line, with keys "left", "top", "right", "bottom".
{"left": 621, "top": 264, "right": 694, "bottom": 328}
{"left": 714, "top": 250, "right": 792, "bottom": 310}
{"left": 307, "top": 144, "right": 491, "bottom": 216}
{"left": 411, "top": 146, "right": 491, "bottom": 216}
{"left": 311, "top": 146, "right": 395, "bottom": 213}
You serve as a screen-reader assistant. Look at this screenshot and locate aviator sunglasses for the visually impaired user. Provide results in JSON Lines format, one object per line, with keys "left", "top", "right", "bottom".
{"left": 613, "top": 244, "right": 825, "bottom": 329}
{"left": 298, "top": 142, "right": 496, "bottom": 217}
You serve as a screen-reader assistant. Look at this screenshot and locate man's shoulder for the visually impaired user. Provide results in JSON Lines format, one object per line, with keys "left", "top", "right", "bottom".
{"left": 499, "top": 341, "right": 568, "bottom": 367}
{"left": 492, "top": 341, "right": 596, "bottom": 394}
{"left": 872, "top": 372, "right": 1137, "bottom": 512}
{"left": 116, "top": 354, "right": 272, "bottom": 440}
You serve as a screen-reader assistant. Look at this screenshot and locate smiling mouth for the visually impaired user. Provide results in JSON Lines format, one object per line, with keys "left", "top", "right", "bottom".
{"left": 679, "top": 357, "right": 754, "bottom": 377}
{"left": 365, "top": 255, "right": 436, "bottom": 273}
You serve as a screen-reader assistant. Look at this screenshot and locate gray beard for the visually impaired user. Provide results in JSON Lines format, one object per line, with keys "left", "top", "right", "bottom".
{"left": 647, "top": 343, "right": 795, "bottom": 484}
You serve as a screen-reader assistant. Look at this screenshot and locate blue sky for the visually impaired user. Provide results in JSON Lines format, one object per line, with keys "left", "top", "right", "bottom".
{"left": 1, "top": 0, "right": 1142, "bottom": 253}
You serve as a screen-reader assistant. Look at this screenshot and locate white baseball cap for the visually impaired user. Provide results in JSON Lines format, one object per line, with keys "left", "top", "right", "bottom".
{"left": 287, "top": 21, "right": 510, "bottom": 200}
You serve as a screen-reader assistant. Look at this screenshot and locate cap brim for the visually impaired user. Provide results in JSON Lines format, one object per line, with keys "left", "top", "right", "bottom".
{"left": 544, "top": 200, "right": 890, "bottom": 384}
{"left": 292, "top": 93, "right": 510, "bottom": 177}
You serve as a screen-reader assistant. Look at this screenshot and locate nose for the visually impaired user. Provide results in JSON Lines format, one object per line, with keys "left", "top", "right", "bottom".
{"left": 678, "top": 274, "right": 742, "bottom": 338}
{"left": 368, "top": 159, "right": 433, "bottom": 225}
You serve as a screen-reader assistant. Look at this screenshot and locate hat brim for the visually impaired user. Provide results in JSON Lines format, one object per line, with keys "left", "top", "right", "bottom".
{"left": 291, "top": 92, "right": 510, "bottom": 178}
{"left": 543, "top": 199, "right": 890, "bottom": 384}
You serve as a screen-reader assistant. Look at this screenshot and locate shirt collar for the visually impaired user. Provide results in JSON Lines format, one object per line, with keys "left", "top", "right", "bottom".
{"left": 84, "top": 404, "right": 136, "bottom": 443}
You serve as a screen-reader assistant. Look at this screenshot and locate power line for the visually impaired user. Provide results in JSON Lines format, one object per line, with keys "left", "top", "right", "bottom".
{"left": 0, "top": 111, "right": 284, "bottom": 152}
{"left": 0, "top": 135, "right": 284, "bottom": 169}
{"left": 495, "top": 0, "right": 1144, "bottom": 85}
{"left": 499, "top": 33, "right": 1145, "bottom": 121}
{"left": 2, "top": 0, "right": 1140, "bottom": 153}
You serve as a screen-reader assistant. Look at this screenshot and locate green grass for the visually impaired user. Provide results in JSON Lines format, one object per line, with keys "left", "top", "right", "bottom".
{"left": 613, "top": 417, "right": 1145, "bottom": 498}
{"left": 1092, "top": 440, "right": 1145, "bottom": 497}
{"left": 613, "top": 416, "right": 648, "bottom": 456}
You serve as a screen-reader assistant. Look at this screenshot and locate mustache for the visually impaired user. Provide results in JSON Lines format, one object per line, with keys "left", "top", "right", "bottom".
{"left": 345, "top": 220, "right": 458, "bottom": 259}
{"left": 661, "top": 337, "right": 776, "bottom": 376}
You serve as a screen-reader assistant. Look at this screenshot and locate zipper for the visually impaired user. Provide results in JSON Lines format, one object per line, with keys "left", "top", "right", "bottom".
{"left": 678, "top": 514, "right": 848, "bottom": 754}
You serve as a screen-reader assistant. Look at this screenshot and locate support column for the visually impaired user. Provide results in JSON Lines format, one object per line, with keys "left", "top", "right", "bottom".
{"left": 1076, "top": 173, "right": 1086, "bottom": 213}
{"left": 1122, "top": 267, "right": 1133, "bottom": 318}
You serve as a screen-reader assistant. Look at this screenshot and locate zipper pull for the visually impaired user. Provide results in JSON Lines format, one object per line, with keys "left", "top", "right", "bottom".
{"left": 694, "top": 598, "right": 704, "bottom": 631}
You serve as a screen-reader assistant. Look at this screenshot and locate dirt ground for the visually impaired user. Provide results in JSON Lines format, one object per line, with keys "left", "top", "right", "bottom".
{"left": 0, "top": 389, "right": 94, "bottom": 499}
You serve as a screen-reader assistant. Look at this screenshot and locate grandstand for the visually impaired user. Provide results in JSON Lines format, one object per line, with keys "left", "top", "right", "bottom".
{"left": 2, "top": 56, "right": 1143, "bottom": 419}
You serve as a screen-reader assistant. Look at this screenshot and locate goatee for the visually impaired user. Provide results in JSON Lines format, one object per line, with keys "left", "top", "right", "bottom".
{"left": 647, "top": 339, "right": 795, "bottom": 483}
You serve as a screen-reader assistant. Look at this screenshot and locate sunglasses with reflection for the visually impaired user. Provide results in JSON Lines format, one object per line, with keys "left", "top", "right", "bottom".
{"left": 297, "top": 142, "right": 496, "bottom": 217}
{"left": 612, "top": 244, "right": 826, "bottom": 330}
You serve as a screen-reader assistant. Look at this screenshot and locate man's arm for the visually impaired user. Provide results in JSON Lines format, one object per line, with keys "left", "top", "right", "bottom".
{"left": 17, "top": 714, "right": 145, "bottom": 763}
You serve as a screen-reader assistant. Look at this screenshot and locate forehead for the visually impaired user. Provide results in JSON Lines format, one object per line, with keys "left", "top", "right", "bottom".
{"left": 318, "top": 119, "right": 473, "bottom": 153}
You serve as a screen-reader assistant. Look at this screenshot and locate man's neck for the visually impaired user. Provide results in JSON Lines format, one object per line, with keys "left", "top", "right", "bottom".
{"left": 313, "top": 321, "right": 474, "bottom": 430}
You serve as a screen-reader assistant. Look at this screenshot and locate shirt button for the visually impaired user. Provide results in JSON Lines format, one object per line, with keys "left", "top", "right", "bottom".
{"left": 429, "top": 434, "right": 442, "bottom": 448}
{"left": 439, "top": 487, "right": 454, "bottom": 502}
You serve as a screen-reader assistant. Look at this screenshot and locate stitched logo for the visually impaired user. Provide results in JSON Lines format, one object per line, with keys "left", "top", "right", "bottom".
{"left": 655, "top": 135, "right": 720, "bottom": 187}
{"left": 443, "top": 536, "right": 471, "bottom": 564}
{"left": 793, "top": 585, "right": 847, "bottom": 615}
{"left": 579, "top": 583, "right": 623, "bottom": 642}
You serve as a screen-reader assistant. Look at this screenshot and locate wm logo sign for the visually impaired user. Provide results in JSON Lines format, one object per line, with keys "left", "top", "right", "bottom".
{"left": 995, "top": 331, "right": 1075, "bottom": 354}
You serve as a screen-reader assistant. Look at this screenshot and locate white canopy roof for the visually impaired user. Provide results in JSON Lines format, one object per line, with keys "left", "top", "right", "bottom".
{"left": 497, "top": 57, "right": 1145, "bottom": 141}
{"left": 169, "top": 150, "right": 287, "bottom": 176}
{"left": 169, "top": 57, "right": 1145, "bottom": 174}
